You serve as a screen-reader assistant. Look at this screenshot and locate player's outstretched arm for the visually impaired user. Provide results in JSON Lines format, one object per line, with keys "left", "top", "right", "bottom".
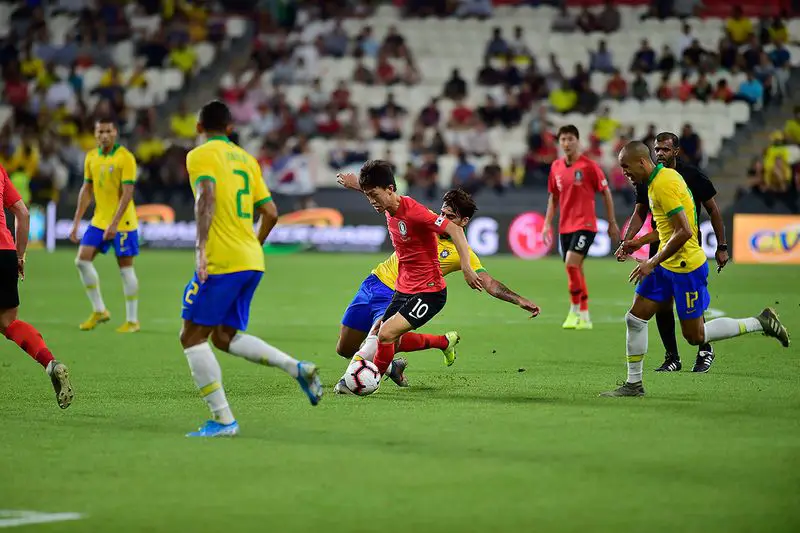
{"left": 9, "top": 199, "right": 28, "bottom": 279}
{"left": 194, "top": 179, "right": 216, "bottom": 282}
{"left": 443, "top": 223, "right": 483, "bottom": 291}
{"left": 478, "top": 272, "right": 540, "bottom": 318}
{"left": 104, "top": 183, "right": 135, "bottom": 240}
{"left": 702, "top": 197, "right": 729, "bottom": 271}
{"left": 255, "top": 199, "right": 279, "bottom": 245}
{"left": 70, "top": 181, "right": 94, "bottom": 243}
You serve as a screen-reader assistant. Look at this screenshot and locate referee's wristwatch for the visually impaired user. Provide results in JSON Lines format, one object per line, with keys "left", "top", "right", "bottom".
{"left": 717, "top": 244, "right": 728, "bottom": 251}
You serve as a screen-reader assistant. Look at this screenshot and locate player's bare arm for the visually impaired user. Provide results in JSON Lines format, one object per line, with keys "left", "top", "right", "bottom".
{"left": 255, "top": 199, "right": 279, "bottom": 245}
{"left": 630, "top": 210, "right": 692, "bottom": 284}
{"left": 619, "top": 230, "right": 659, "bottom": 259}
{"left": 702, "top": 197, "right": 729, "bottom": 271}
{"left": 478, "top": 271, "right": 540, "bottom": 317}
{"left": 616, "top": 202, "right": 649, "bottom": 261}
{"left": 9, "top": 199, "right": 28, "bottom": 279}
{"left": 541, "top": 192, "right": 556, "bottom": 246}
{"left": 601, "top": 188, "right": 621, "bottom": 245}
{"left": 444, "top": 223, "right": 483, "bottom": 291}
{"left": 194, "top": 179, "right": 216, "bottom": 283}
{"left": 336, "top": 172, "right": 361, "bottom": 191}
{"left": 103, "top": 183, "right": 135, "bottom": 241}
{"left": 70, "top": 181, "right": 94, "bottom": 243}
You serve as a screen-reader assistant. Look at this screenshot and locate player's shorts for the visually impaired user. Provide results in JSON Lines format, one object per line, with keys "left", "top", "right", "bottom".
{"left": 342, "top": 274, "right": 395, "bottom": 332}
{"left": 181, "top": 270, "right": 263, "bottom": 331}
{"left": 636, "top": 262, "right": 710, "bottom": 320}
{"left": 81, "top": 225, "right": 139, "bottom": 257}
{"left": 0, "top": 249, "right": 20, "bottom": 310}
{"left": 559, "top": 230, "right": 596, "bottom": 260}
{"left": 382, "top": 288, "right": 447, "bottom": 330}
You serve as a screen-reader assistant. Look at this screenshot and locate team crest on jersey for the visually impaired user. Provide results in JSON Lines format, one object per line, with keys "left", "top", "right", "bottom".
{"left": 440, "top": 249, "right": 450, "bottom": 259}
{"left": 398, "top": 221, "right": 407, "bottom": 236}
{"left": 575, "top": 170, "right": 583, "bottom": 183}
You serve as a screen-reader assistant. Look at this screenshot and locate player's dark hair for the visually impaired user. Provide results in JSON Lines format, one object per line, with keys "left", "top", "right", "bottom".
{"left": 359, "top": 160, "right": 396, "bottom": 190}
{"left": 557, "top": 125, "right": 580, "bottom": 139}
{"left": 199, "top": 100, "right": 232, "bottom": 133}
{"left": 94, "top": 116, "right": 116, "bottom": 127}
{"left": 443, "top": 188, "right": 477, "bottom": 220}
{"left": 655, "top": 132, "right": 680, "bottom": 148}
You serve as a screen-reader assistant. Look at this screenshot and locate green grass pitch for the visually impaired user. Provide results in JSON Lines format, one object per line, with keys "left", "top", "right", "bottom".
{"left": 1, "top": 251, "right": 799, "bottom": 532}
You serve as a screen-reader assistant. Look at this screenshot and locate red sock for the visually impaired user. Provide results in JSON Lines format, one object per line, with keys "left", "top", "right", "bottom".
{"left": 579, "top": 269, "right": 589, "bottom": 312}
{"left": 566, "top": 265, "right": 582, "bottom": 306}
{"left": 397, "top": 332, "right": 449, "bottom": 353}
{"left": 5, "top": 320, "right": 54, "bottom": 369}
{"left": 373, "top": 342, "right": 395, "bottom": 375}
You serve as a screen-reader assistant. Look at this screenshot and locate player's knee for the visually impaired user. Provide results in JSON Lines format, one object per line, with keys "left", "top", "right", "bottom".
{"left": 377, "top": 328, "right": 397, "bottom": 345}
{"left": 210, "top": 329, "right": 232, "bottom": 351}
{"left": 626, "top": 311, "right": 647, "bottom": 330}
{"left": 684, "top": 330, "right": 705, "bottom": 346}
{"left": 335, "top": 340, "right": 354, "bottom": 358}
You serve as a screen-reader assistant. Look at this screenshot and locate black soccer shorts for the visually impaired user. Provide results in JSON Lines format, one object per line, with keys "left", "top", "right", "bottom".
{"left": 382, "top": 288, "right": 447, "bottom": 330}
{"left": 0, "top": 249, "right": 20, "bottom": 310}
{"left": 559, "top": 230, "right": 596, "bottom": 260}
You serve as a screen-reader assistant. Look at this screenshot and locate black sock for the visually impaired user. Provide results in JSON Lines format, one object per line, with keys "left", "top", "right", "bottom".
{"left": 655, "top": 309, "right": 680, "bottom": 359}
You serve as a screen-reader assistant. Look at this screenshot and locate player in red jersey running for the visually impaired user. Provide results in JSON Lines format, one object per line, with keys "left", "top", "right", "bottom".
{"left": 542, "top": 125, "right": 620, "bottom": 330}
{"left": 338, "top": 160, "right": 482, "bottom": 380}
{"left": 0, "top": 165, "right": 73, "bottom": 408}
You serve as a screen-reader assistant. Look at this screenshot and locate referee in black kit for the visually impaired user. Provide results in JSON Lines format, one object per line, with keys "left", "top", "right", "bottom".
{"left": 617, "top": 132, "right": 729, "bottom": 373}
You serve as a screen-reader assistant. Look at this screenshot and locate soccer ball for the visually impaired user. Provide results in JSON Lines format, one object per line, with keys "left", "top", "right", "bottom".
{"left": 343, "top": 358, "right": 381, "bottom": 396}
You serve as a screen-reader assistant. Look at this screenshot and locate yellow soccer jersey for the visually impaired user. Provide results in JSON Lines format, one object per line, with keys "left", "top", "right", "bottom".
{"left": 372, "top": 235, "right": 486, "bottom": 291}
{"left": 84, "top": 144, "right": 138, "bottom": 231}
{"left": 186, "top": 135, "right": 272, "bottom": 275}
{"left": 647, "top": 164, "right": 706, "bottom": 273}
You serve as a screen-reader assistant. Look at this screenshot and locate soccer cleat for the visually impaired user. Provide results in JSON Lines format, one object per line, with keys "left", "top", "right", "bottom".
{"left": 575, "top": 318, "right": 593, "bottom": 330}
{"left": 385, "top": 357, "right": 409, "bottom": 387}
{"left": 186, "top": 420, "right": 239, "bottom": 437}
{"left": 692, "top": 350, "right": 715, "bottom": 373}
{"left": 115, "top": 321, "right": 140, "bottom": 333}
{"left": 296, "top": 361, "right": 323, "bottom": 406}
{"left": 655, "top": 354, "right": 682, "bottom": 372}
{"left": 756, "top": 308, "right": 790, "bottom": 347}
{"left": 599, "top": 381, "right": 646, "bottom": 397}
{"left": 334, "top": 379, "right": 355, "bottom": 395}
{"left": 442, "top": 331, "right": 460, "bottom": 366}
{"left": 562, "top": 312, "right": 579, "bottom": 329}
{"left": 79, "top": 310, "right": 110, "bottom": 331}
{"left": 47, "top": 361, "right": 73, "bottom": 409}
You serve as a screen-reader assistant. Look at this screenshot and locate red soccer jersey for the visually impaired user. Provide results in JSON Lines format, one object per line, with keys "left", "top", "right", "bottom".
{"left": 0, "top": 166, "right": 21, "bottom": 250}
{"left": 386, "top": 196, "right": 449, "bottom": 294}
{"left": 548, "top": 154, "right": 608, "bottom": 234}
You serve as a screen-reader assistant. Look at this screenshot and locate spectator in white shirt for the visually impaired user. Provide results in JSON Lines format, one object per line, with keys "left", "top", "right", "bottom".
{"left": 675, "top": 22, "right": 693, "bottom": 57}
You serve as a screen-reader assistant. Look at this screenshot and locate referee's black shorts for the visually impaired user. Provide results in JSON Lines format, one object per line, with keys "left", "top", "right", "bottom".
{"left": 0, "top": 250, "right": 19, "bottom": 310}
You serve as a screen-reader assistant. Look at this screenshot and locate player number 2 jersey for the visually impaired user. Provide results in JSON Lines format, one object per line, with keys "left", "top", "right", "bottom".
{"left": 386, "top": 196, "right": 449, "bottom": 293}
{"left": 647, "top": 164, "right": 706, "bottom": 273}
{"left": 84, "top": 144, "right": 138, "bottom": 231}
{"left": 372, "top": 235, "right": 486, "bottom": 290}
{"left": 186, "top": 136, "right": 272, "bottom": 275}
{"left": 548, "top": 155, "right": 608, "bottom": 234}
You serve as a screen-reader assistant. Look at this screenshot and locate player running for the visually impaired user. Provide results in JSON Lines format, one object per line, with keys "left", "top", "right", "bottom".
{"left": 0, "top": 164, "right": 72, "bottom": 408}
{"left": 331, "top": 186, "right": 539, "bottom": 392}
{"left": 179, "top": 100, "right": 322, "bottom": 437}
{"left": 603, "top": 142, "right": 789, "bottom": 397}
{"left": 542, "top": 125, "right": 620, "bottom": 331}
{"left": 70, "top": 118, "right": 140, "bottom": 333}
{"left": 616, "top": 132, "right": 729, "bottom": 373}
{"left": 337, "top": 160, "right": 482, "bottom": 382}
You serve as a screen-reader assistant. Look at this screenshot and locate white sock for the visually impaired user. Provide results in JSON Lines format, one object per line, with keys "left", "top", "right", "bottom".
{"left": 75, "top": 259, "right": 106, "bottom": 312}
{"left": 355, "top": 334, "right": 379, "bottom": 362}
{"left": 625, "top": 312, "right": 648, "bottom": 384}
{"left": 120, "top": 266, "right": 139, "bottom": 323}
{"left": 704, "top": 317, "right": 762, "bottom": 343}
{"left": 579, "top": 310, "right": 590, "bottom": 322}
{"left": 570, "top": 303, "right": 579, "bottom": 314}
{"left": 184, "top": 342, "right": 235, "bottom": 424}
{"left": 228, "top": 333, "right": 299, "bottom": 377}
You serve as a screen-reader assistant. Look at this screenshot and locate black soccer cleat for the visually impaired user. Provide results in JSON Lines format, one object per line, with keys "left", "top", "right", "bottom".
{"left": 692, "top": 350, "right": 715, "bottom": 373}
{"left": 655, "top": 353, "right": 682, "bottom": 372}
{"left": 385, "top": 358, "right": 409, "bottom": 387}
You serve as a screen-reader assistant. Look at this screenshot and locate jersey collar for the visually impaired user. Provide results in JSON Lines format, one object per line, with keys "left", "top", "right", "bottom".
{"left": 98, "top": 144, "right": 119, "bottom": 157}
{"left": 207, "top": 135, "right": 230, "bottom": 143}
{"left": 647, "top": 163, "right": 664, "bottom": 186}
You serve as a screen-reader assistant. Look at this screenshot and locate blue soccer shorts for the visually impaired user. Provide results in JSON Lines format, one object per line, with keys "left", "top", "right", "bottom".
{"left": 636, "top": 262, "right": 710, "bottom": 320}
{"left": 341, "top": 274, "right": 395, "bottom": 332}
{"left": 81, "top": 225, "right": 139, "bottom": 257}
{"left": 181, "top": 270, "right": 263, "bottom": 331}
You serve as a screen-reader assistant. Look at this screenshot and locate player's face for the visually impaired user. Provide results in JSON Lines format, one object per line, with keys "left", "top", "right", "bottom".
{"left": 363, "top": 187, "right": 393, "bottom": 213}
{"left": 618, "top": 154, "right": 647, "bottom": 185}
{"left": 94, "top": 122, "right": 117, "bottom": 149}
{"left": 558, "top": 133, "right": 579, "bottom": 157}
{"left": 440, "top": 204, "right": 467, "bottom": 227}
{"left": 653, "top": 140, "right": 678, "bottom": 167}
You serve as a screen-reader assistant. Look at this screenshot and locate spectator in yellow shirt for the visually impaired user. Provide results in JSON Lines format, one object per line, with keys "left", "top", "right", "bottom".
{"left": 170, "top": 101, "right": 196, "bottom": 139}
{"left": 549, "top": 81, "right": 577, "bottom": 114}
{"left": 784, "top": 106, "right": 800, "bottom": 145}
{"left": 726, "top": 7, "right": 753, "bottom": 45}
{"left": 592, "top": 106, "right": 620, "bottom": 142}
{"left": 99, "top": 65, "right": 122, "bottom": 88}
{"left": 763, "top": 131, "right": 791, "bottom": 192}
{"left": 169, "top": 38, "right": 197, "bottom": 75}
{"left": 136, "top": 131, "right": 167, "bottom": 164}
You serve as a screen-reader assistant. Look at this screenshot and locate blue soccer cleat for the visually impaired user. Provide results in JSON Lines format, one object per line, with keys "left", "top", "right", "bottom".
{"left": 296, "top": 361, "right": 323, "bottom": 406}
{"left": 186, "top": 420, "right": 240, "bottom": 437}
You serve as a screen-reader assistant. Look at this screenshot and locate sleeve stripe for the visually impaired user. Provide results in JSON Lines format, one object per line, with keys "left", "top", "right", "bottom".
{"left": 475, "top": 268, "right": 487, "bottom": 274}
{"left": 666, "top": 206, "right": 685, "bottom": 217}
{"left": 84, "top": 178, "right": 93, "bottom": 183}
{"left": 194, "top": 175, "right": 216, "bottom": 186}
{"left": 121, "top": 180, "right": 136, "bottom": 185}
{"left": 253, "top": 196, "right": 272, "bottom": 208}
